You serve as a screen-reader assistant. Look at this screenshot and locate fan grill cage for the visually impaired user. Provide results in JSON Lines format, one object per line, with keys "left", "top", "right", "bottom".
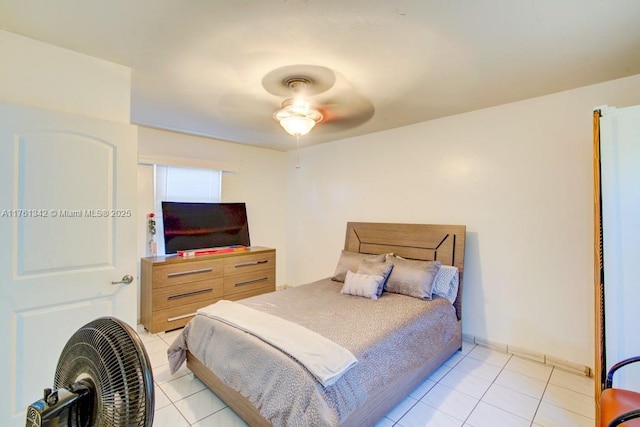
{"left": 54, "top": 318, "right": 154, "bottom": 427}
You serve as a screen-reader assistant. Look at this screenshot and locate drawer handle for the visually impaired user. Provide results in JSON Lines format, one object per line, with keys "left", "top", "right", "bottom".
{"left": 234, "top": 260, "right": 268, "bottom": 268}
{"left": 167, "top": 267, "right": 213, "bottom": 278}
{"left": 167, "top": 288, "right": 213, "bottom": 300}
{"left": 235, "top": 277, "right": 268, "bottom": 287}
{"left": 167, "top": 312, "right": 197, "bottom": 322}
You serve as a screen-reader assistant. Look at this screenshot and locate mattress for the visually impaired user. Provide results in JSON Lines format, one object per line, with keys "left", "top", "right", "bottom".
{"left": 169, "top": 277, "right": 460, "bottom": 426}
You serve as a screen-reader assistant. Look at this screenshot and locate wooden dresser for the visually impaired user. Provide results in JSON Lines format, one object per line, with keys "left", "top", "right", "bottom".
{"left": 140, "top": 247, "right": 276, "bottom": 333}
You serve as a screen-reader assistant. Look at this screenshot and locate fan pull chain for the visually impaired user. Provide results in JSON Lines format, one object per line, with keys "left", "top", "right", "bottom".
{"left": 295, "top": 135, "right": 301, "bottom": 169}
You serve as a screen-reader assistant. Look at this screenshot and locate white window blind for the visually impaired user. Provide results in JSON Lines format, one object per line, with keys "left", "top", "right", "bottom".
{"left": 154, "top": 165, "right": 222, "bottom": 255}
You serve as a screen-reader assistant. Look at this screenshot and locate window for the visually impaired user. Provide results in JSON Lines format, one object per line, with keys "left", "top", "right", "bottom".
{"left": 153, "top": 165, "right": 222, "bottom": 255}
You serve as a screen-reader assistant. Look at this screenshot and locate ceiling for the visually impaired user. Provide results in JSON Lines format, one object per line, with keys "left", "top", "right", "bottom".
{"left": 1, "top": 0, "right": 640, "bottom": 151}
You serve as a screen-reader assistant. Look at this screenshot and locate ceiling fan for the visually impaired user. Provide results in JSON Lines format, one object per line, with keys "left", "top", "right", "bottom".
{"left": 262, "top": 65, "right": 375, "bottom": 138}
{"left": 273, "top": 77, "right": 324, "bottom": 136}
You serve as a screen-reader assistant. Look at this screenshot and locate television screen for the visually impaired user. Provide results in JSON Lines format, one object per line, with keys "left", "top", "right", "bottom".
{"left": 161, "top": 202, "right": 250, "bottom": 254}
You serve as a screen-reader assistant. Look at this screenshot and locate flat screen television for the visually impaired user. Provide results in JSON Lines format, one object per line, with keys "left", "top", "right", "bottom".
{"left": 161, "top": 202, "right": 250, "bottom": 254}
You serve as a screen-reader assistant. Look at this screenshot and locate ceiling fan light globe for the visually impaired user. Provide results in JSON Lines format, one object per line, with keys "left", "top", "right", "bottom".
{"left": 280, "top": 116, "right": 316, "bottom": 136}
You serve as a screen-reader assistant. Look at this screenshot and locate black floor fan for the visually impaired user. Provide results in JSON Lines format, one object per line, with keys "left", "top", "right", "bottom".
{"left": 26, "top": 317, "right": 155, "bottom": 427}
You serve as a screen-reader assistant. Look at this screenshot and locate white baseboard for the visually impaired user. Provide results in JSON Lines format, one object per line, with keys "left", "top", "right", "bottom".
{"left": 463, "top": 334, "right": 592, "bottom": 377}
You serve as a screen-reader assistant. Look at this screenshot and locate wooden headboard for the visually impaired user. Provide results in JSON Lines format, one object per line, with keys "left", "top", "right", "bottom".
{"left": 344, "top": 222, "right": 466, "bottom": 319}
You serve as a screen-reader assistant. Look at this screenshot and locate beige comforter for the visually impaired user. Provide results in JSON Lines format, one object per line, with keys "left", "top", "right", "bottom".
{"left": 168, "top": 278, "right": 459, "bottom": 426}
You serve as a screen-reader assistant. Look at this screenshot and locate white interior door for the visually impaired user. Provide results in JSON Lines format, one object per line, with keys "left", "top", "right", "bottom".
{"left": 0, "top": 102, "right": 138, "bottom": 426}
{"left": 601, "top": 104, "right": 640, "bottom": 391}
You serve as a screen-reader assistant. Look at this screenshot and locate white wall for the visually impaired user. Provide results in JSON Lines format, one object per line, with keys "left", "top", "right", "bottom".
{"left": 137, "top": 127, "right": 288, "bottom": 292}
{"left": 285, "top": 73, "right": 640, "bottom": 369}
{"left": 0, "top": 31, "right": 131, "bottom": 123}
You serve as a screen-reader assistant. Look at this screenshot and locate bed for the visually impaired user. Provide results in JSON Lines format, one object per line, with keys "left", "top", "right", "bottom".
{"left": 168, "top": 222, "right": 466, "bottom": 426}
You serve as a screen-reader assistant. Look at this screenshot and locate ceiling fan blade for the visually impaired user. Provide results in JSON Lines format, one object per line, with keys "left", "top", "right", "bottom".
{"left": 314, "top": 92, "right": 375, "bottom": 132}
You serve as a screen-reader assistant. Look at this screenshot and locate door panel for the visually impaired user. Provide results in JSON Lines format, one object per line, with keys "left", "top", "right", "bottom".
{"left": 601, "top": 105, "right": 640, "bottom": 391}
{"left": 15, "top": 131, "right": 114, "bottom": 274}
{"left": 13, "top": 298, "right": 114, "bottom": 414}
{"left": 0, "top": 102, "right": 137, "bottom": 425}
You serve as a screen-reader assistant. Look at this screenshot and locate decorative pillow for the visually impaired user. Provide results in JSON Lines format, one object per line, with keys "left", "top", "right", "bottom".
{"left": 357, "top": 259, "right": 393, "bottom": 297}
{"left": 384, "top": 254, "right": 442, "bottom": 299}
{"left": 331, "top": 250, "right": 386, "bottom": 282}
{"left": 432, "top": 265, "right": 459, "bottom": 304}
{"left": 340, "top": 271, "right": 384, "bottom": 300}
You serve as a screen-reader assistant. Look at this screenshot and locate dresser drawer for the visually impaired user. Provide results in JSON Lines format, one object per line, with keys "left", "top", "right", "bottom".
{"left": 224, "top": 269, "right": 275, "bottom": 296}
{"left": 152, "top": 278, "right": 223, "bottom": 311}
{"left": 153, "top": 258, "right": 224, "bottom": 288}
{"left": 141, "top": 247, "right": 276, "bottom": 333}
{"left": 151, "top": 299, "right": 219, "bottom": 333}
{"left": 223, "top": 252, "right": 275, "bottom": 276}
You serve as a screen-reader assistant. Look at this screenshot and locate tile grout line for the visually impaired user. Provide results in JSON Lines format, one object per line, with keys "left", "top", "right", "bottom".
{"left": 538, "top": 380, "right": 597, "bottom": 421}
{"left": 528, "top": 366, "right": 554, "bottom": 427}
{"left": 434, "top": 345, "right": 479, "bottom": 425}
{"left": 150, "top": 328, "right": 233, "bottom": 427}
{"left": 459, "top": 351, "right": 515, "bottom": 426}
{"left": 147, "top": 333, "right": 594, "bottom": 427}
{"left": 451, "top": 347, "right": 555, "bottom": 426}
{"left": 393, "top": 344, "right": 474, "bottom": 427}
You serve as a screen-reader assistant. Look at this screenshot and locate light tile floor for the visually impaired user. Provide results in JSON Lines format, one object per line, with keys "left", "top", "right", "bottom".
{"left": 137, "top": 326, "right": 595, "bottom": 427}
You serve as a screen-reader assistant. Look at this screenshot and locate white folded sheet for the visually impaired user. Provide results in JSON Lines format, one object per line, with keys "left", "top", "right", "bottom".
{"left": 197, "top": 299, "right": 358, "bottom": 387}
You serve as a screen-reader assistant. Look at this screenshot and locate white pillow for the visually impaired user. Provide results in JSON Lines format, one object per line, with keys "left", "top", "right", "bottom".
{"left": 431, "top": 265, "right": 459, "bottom": 303}
{"left": 341, "top": 271, "right": 384, "bottom": 300}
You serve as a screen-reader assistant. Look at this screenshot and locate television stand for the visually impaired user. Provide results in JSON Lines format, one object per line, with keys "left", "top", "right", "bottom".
{"left": 140, "top": 246, "right": 275, "bottom": 333}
